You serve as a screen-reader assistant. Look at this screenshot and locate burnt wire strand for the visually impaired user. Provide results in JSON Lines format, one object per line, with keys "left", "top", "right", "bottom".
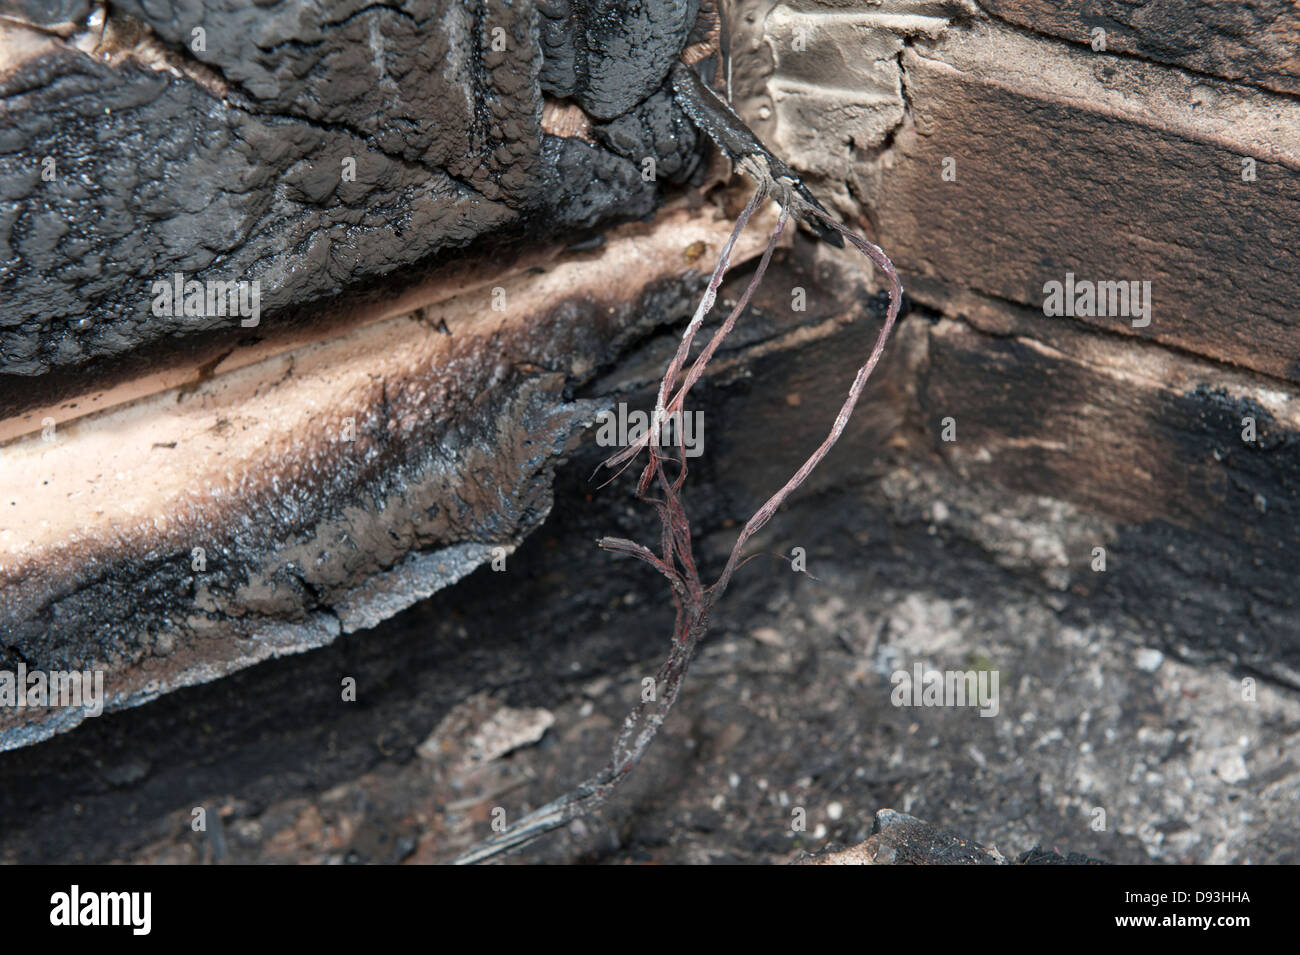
{"left": 450, "top": 65, "right": 903, "bottom": 865}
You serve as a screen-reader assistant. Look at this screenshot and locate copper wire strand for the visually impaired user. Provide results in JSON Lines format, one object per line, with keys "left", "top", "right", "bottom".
{"left": 451, "top": 189, "right": 902, "bottom": 865}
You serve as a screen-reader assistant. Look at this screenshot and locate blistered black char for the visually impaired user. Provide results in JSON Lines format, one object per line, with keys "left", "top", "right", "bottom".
{"left": 0, "top": 0, "right": 703, "bottom": 382}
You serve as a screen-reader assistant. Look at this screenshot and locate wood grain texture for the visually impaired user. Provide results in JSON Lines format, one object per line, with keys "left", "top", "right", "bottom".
{"left": 982, "top": 0, "right": 1300, "bottom": 96}
{"left": 856, "top": 20, "right": 1300, "bottom": 382}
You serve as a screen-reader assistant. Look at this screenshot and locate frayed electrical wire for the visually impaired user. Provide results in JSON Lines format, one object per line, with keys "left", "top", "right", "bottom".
{"left": 450, "top": 184, "right": 902, "bottom": 865}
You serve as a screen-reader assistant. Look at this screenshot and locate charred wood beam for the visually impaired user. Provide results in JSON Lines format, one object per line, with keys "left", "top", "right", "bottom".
{"left": 0, "top": 0, "right": 724, "bottom": 749}
{"left": 0, "top": 1, "right": 704, "bottom": 388}
{"left": 0, "top": 202, "right": 779, "bottom": 750}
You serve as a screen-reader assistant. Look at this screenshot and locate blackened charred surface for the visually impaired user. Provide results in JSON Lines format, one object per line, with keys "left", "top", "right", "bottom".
{"left": 1074, "top": 387, "right": 1299, "bottom": 685}
{"left": 0, "top": 298, "right": 1083, "bottom": 863}
{"left": 0, "top": 0, "right": 705, "bottom": 382}
{"left": 594, "top": 85, "right": 701, "bottom": 184}
{"left": 103, "top": 1, "right": 546, "bottom": 203}
{"left": 801, "top": 812, "right": 1109, "bottom": 864}
{"left": 0, "top": 261, "right": 709, "bottom": 748}
{"left": 0, "top": 38, "right": 515, "bottom": 379}
{"left": 536, "top": 134, "right": 657, "bottom": 231}
{"left": 537, "top": 0, "right": 699, "bottom": 120}
{"left": 0, "top": 484, "right": 1137, "bottom": 864}
{"left": 0, "top": 374, "right": 578, "bottom": 671}
{"left": 860, "top": 810, "right": 1003, "bottom": 865}
{"left": 0, "top": 248, "right": 1296, "bottom": 863}
{"left": 108, "top": 1, "right": 538, "bottom": 192}
{"left": 1016, "top": 846, "right": 1108, "bottom": 865}
{"left": 0, "top": 462, "right": 1193, "bottom": 863}
{"left": 918, "top": 322, "right": 1300, "bottom": 686}
{"left": 0, "top": 475, "right": 683, "bottom": 864}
